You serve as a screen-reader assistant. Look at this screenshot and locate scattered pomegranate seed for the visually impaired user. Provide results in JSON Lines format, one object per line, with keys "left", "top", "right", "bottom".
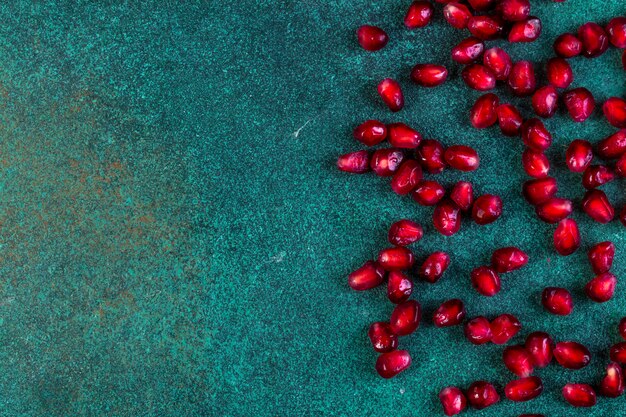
{"left": 357, "top": 25, "right": 389, "bottom": 51}
{"left": 535, "top": 198, "right": 573, "bottom": 223}
{"left": 450, "top": 181, "right": 474, "bottom": 211}
{"left": 616, "top": 153, "right": 626, "bottom": 176}
{"left": 376, "top": 350, "right": 412, "bottom": 378}
{"left": 433, "top": 199, "right": 462, "bottom": 236}
{"left": 620, "top": 317, "right": 626, "bottom": 340}
{"left": 471, "top": 266, "right": 502, "bottom": 296}
{"left": 492, "top": 247, "right": 529, "bottom": 273}
{"left": 439, "top": 386, "right": 467, "bottom": 416}
{"left": 444, "top": 145, "right": 480, "bottom": 171}
{"left": 565, "top": 139, "right": 593, "bottom": 172}
{"left": 546, "top": 57, "right": 573, "bottom": 89}
{"left": 451, "top": 37, "right": 485, "bottom": 64}
{"left": 465, "top": 316, "right": 493, "bottom": 345}
{"left": 509, "top": 17, "right": 542, "bottom": 43}
{"left": 525, "top": 332, "right": 554, "bottom": 368}
{"left": 348, "top": 260, "right": 385, "bottom": 291}
{"left": 337, "top": 150, "right": 370, "bottom": 173}
{"left": 554, "top": 218, "right": 580, "bottom": 256}
{"left": 462, "top": 64, "right": 497, "bottom": 91}
{"left": 443, "top": 3, "right": 472, "bottom": 29}
{"left": 585, "top": 272, "right": 617, "bottom": 302}
{"left": 370, "top": 148, "right": 405, "bottom": 176}
{"left": 522, "top": 149, "right": 550, "bottom": 178}
{"left": 582, "top": 189, "right": 614, "bottom": 223}
{"left": 387, "top": 271, "right": 414, "bottom": 304}
{"left": 411, "top": 64, "right": 448, "bottom": 87}
{"left": 388, "top": 219, "right": 424, "bottom": 246}
{"left": 554, "top": 33, "right": 583, "bottom": 58}
{"left": 353, "top": 120, "right": 387, "bottom": 146}
{"left": 497, "top": 103, "right": 523, "bottom": 136}
{"left": 472, "top": 194, "right": 503, "bottom": 225}
{"left": 466, "top": 381, "right": 500, "bottom": 409}
{"left": 420, "top": 251, "right": 451, "bottom": 283}
{"left": 433, "top": 299, "right": 466, "bottom": 327}
{"left": 368, "top": 322, "right": 398, "bottom": 353}
{"left": 404, "top": 1, "right": 434, "bottom": 29}
{"left": 491, "top": 314, "right": 521, "bottom": 344}
{"left": 542, "top": 287, "right": 574, "bottom": 315}
{"left": 610, "top": 342, "right": 626, "bottom": 364}
{"left": 378, "top": 247, "right": 415, "bottom": 271}
{"left": 505, "top": 376, "right": 543, "bottom": 401}
{"left": 588, "top": 241, "right": 615, "bottom": 274}
{"left": 417, "top": 139, "right": 447, "bottom": 173}
{"left": 563, "top": 87, "right": 595, "bottom": 122}
{"left": 531, "top": 85, "right": 558, "bottom": 118}
{"left": 523, "top": 177, "right": 558, "bottom": 205}
{"left": 582, "top": 164, "right": 615, "bottom": 189}
{"left": 388, "top": 123, "right": 422, "bottom": 149}
{"left": 596, "top": 129, "right": 626, "bottom": 159}
{"left": 391, "top": 160, "right": 423, "bottom": 195}
{"left": 603, "top": 97, "right": 626, "bottom": 128}
{"left": 412, "top": 180, "right": 446, "bottom": 206}
{"left": 483, "top": 47, "right": 512, "bottom": 80}
{"left": 562, "top": 383, "right": 597, "bottom": 407}
{"left": 522, "top": 118, "right": 552, "bottom": 151}
{"left": 600, "top": 362, "right": 624, "bottom": 397}
{"left": 497, "top": 0, "right": 530, "bottom": 22}
{"left": 509, "top": 61, "right": 536, "bottom": 96}
{"left": 467, "top": 0, "right": 495, "bottom": 11}
{"left": 468, "top": 15, "right": 504, "bottom": 40}
{"left": 378, "top": 78, "right": 404, "bottom": 112}
{"left": 578, "top": 22, "right": 609, "bottom": 58}
{"left": 554, "top": 341, "right": 591, "bottom": 369}
{"left": 606, "top": 17, "right": 626, "bottom": 48}
{"left": 470, "top": 93, "right": 499, "bottom": 129}
{"left": 389, "top": 300, "right": 421, "bottom": 336}
{"left": 503, "top": 345, "right": 534, "bottom": 377}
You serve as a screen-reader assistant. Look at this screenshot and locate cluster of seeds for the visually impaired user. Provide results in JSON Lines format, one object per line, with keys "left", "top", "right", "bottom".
{"left": 339, "top": 0, "right": 626, "bottom": 414}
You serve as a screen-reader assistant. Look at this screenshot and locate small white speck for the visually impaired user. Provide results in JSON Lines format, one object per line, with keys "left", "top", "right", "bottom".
{"left": 400, "top": 388, "right": 405, "bottom": 394}
{"left": 269, "top": 251, "right": 286, "bottom": 263}
{"left": 293, "top": 119, "right": 312, "bottom": 138}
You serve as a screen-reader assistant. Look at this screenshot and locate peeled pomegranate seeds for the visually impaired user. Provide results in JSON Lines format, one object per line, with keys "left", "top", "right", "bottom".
{"left": 388, "top": 219, "right": 423, "bottom": 246}
{"left": 368, "top": 322, "right": 398, "bottom": 353}
{"left": 562, "top": 383, "right": 597, "bottom": 407}
{"left": 376, "top": 350, "right": 412, "bottom": 378}
{"left": 438, "top": 386, "right": 467, "bottom": 416}
{"left": 466, "top": 381, "right": 500, "bottom": 409}
{"left": 504, "top": 376, "right": 543, "bottom": 402}
{"left": 433, "top": 299, "right": 466, "bottom": 327}
{"left": 357, "top": 25, "right": 389, "bottom": 51}
{"left": 554, "top": 341, "right": 591, "bottom": 370}
{"left": 600, "top": 362, "right": 624, "bottom": 397}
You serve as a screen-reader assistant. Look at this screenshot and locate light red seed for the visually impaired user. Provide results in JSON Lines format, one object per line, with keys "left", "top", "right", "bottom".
{"left": 610, "top": 342, "right": 626, "bottom": 364}
{"left": 603, "top": 97, "right": 626, "bottom": 128}
{"left": 522, "top": 149, "right": 550, "bottom": 178}
{"left": 497, "top": 103, "right": 523, "bottom": 136}
{"left": 387, "top": 271, "right": 414, "bottom": 304}
{"left": 542, "top": 287, "right": 573, "bottom": 315}
{"left": 417, "top": 139, "right": 446, "bottom": 174}
{"left": 503, "top": 345, "right": 534, "bottom": 377}
{"left": 357, "top": 25, "right": 389, "bottom": 51}
{"left": 368, "top": 322, "right": 398, "bottom": 353}
{"left": 370, "top": 148, "right": 404, "bottom": 176}
{"left": 391, "top": 160, "right": 423, "bottom": 195}
{"left": 451, "top": 37, "right": 485, "bottom": 64}
{"left": 563, "top": 87, "right": 595, "bottom": 122}
{"left": 505, "top": 376, "right": 543, "bottom": 401}
{"left": 472, "top": 194, "right": 503, "bottom": 225}
{"left": 532, "top": 85, "right": 558, "bottom": 118}
{"left": 470, "top": 93, "right": 499, "bottom": 129}
{"left": 491, "top": 247, "right": 529, "bottom": 273}
{"left": 522, "top": 118, "right": 552, "bottom": 151}
{"left": 337, "top": 150, "right": 370, "bottom": 173}
{"left": 582, "top": 189, "right": 614, "bottom": 223}
{"left": 554, "top": 341, "right": 591, "bottom": 369}
{"left": 554, "top": 33, "right": 583, "bottom": 58}
{"left": 535, "top": 198, "right": 573, "bottom": 223}
{"left": 525, "top": 332, "right": 554, "bottom": 368}
{"left": 462, "top": 64, "right": 496, "bottom": 91}
{"left": 468, "top": 15, "right": 504, "bottom": 40}
{"left": 450, "top": 181, "right": 474, "bottom": 211}
{"left": 389, "top": 300, "right": 421, "bottom": 336}
{"left": 376, "top": 350, "right": 412, "bottom": 378}
{"left": 596, "top": 129, "right": 626, "bottom": 159}
{"left": 483, "top": 47, "right": 512, "bottom": 80}
{"left": 562, "top": 384, "right": 597, "bottom": 407}
{"left": 433, "top": 299, "right": 466, "bottom": 327}
{"left": 582, "top": 164, "right": 615, "bottom": 189}
{"left": 546, "top": 57, "right": 573, "bottom": 89}
{"left": 585, "top": 272, "right": 617, "bottom": 302}
{"left": 443, "top": 3, "right": 472, "bottom": 29}
{"left": 444, "top": 145, "right": 480, "bottom": 171}
{"left": 509, "top": 61, "right": 536, "bottom": 97}
{"left": 523, "top": 177, "right": 558, "bottom": 205}
{"left": 412, "top": 180, "right": 445, "bottom": 206}
{"left": 353, "top": 120, "right": 387, "bottom": 146}
{"left": 410, "top": 64, "right": 448, "bottom": 87}
{"left": 578, "top": 22, "right": 609, "bottom": 58}
{"left": 508, "top": 17, "right": 542, "bottom": 43}
{"left": 439, "top": 386, "right": 467, "bottom": 416}
{"left": 388, "top": 219, "right": 423, "bottom": 246}
{"left": 348, "top": 260, "right": 385, "bottom": 291}
{"left": 465, "top": 316, "right": 492, "bottom": 345}
{"left": 420, "top": 251, "right": 451, "bottom": 283}
{"left": 554, "top": 218, "right": 580, "bottom": 256}
{"left": 497, "top": 0, "right": 530, "bottom": 22}
{"left": 388, "top": 123, "right": 422, "bottom": 149}
{"left": 433, "top": 199, "right": 462, "bottom": 236}
{"left": 471, "top": 266, "right": 501, "bottom": 296}
{"left": 606, "top": 17, "right": 626, "bottom": 48}
{"left": 600, "top": 362, "right": 624, "bottom": 397}
{"left": 378, "top": 247, "right": 415, "bottom": 271}
{"left": 377, "top": 78, "right": 404, "bottom": 112}
{"left": 491, "top": 314, "right": 521, "bottom": 344}
{"left": 466, "top": 381, "right": 500, "bottom": 409}
{"left": 587, "top": 241, "right": 615, "bottom": 274}
{"left": 404, "top": 1, "right": 434, "bottom": 29}
{"left": 565, "top": 139, "right": 593, "bottom": 172}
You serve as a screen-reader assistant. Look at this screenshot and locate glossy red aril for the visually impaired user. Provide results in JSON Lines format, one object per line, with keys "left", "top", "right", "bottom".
{"left": 505, "top": 377, "right": 543, "bottom": 401}
{"left": 620, "top": 317, "right": 626, "bottom": 340}
{"left": 433, "top": 199, "right": 462, "bottom": 236}
{"left": 523, "top": 177, "right": 558, "bottom": 205}
{"left": 585, "top": 272, "right": 617, "bottom": 302}
{"left": 522, "top": 118, "right": 552, "bottom": 151}
{"left": 606, "top": 17, "right": 626, "bottom": 48}
{"left": 468, "top": 0, "right": 495, "bottom": 11}
{"left": 509, "top": 17, "right": 542, "bottom": 43}
{"left": 563, "top": 384, "right": 597, "bottom": 407}
{"left": 525, "top": 332, "right": 554, "bottom": 368}
{"left": 391, "top": 160, "right": 423, "bottom": 195}
{"left": 497, "top": 0, "right": 530, "bottom": 22}
{"left": 353, "top": 120, "right": 387, "bottom": 146}
{"left": 444, "top": 145, "right": 480, "bottom": 171}
{"left": 546, "top": 57, "right": 573, "bottom": 89}
{"left": 471, "top": 266, "right": 501, "bottom": 296}
{"left": 337, "top": 150, "right": 370, "bottom": 173}
{"left": 451, "top": 37, "right": 485, "bottom": 64}
{"left": 554, "top": 341, "right": 591, "bottom": 369}
{"left": 582, "top": 165, "right": 614, "bottom": 189}
{"left": 357, "top": 25, "right": 389, "bottom": 51}
{"left": 368, "top": 322, "right": 398, "bottom": 353}
{"left": 420, "top": 251, "right": 451, "bottom": 283}
{"left": 388, "top": 219, "right": 423, "bottom": 246}
{"left": 417, "top": 139, "right": 446, "bottom": 174}
{"left": 532, "top": 86, "right": 558, "bottom": 118}
{"left": 596, "top": 129, "right": 626, "bottom": 159}
{"left": 503, "top": 345, "right": 534, "bottom": 377}
{"left": 588, "top": 241, "right": 615, "bottom": 274}
{"left": 492, "top": 247, "right": 528, "bottom": 273}
{"left": 468, "top": 15, "right": 504, "bottom": 40}
{"left": 376, "top": 350, "right": 412, "bottom": 378}
{"left": 600, "top": 362, "right": 624, "bottom": 397}
{"left": 582, "top": 189, "right": 614, "bottom": 223}
{"left": 370, "top": 148, "right": 404, "bottom": 176}
{"left": 611, "top": 342, "right": 626, "bottom": 364}
{"left": 433, "top": 299, "right": 466, "bottom": 327}
{"left": 497, "top": 103, "right": 523, "bottom": 136}
{"left": 470, "top": 93, "right": 499, "bottom": 129}
{"left": 378, "top": 247, "right": 414, "bottom": 271}
{"left": 522, "top": 149, "right": 550, "bottom": 178}
{"left": 466, "top": 381, "right": 500, "bottom": 409}
{"left": 348, "top": 260, "right": 385, "bottom": 291}
{"left": 387, "top": 271, "right": 414, "bottom": 304}
{"left": 536, "top": 198, "right": 573, "bottom": 223}
{"left": 439, "top": 387, "right": 467, "bottom": 416}
{"left": 578, "top": 22, "right": 609, "bottom": 58}
{"left": 509, "top": 61, "right": 536, "bottom": 96}
{"left": 491, "top": 314, "right": 521, "bottom": 344}
{"left": 554, "top": 219, "right": 580, "bottom": 256}
{"left": 554, "top": 33, "right": 583, "bottom": 58}
{"left": 563, "top": 87, "right": 595, "bottom": 122}
{"left": 378, "top": 79, "right": 404, "bottom": 112}
{"left": 472, "top": 194, "right": 502, "bottom": 225}
{"left": 443, "top": 3, "right": 472, "bottom": 29}
{"left": 388, "top": 123, "right": 422, "bottom": 149}
{"left": 450, "top": 181, "right": 474, "bottom": 211}
{"left": 603, "top": 97, "right": 626, "bottom": 128}
{"left": 483, "top": 47, "right": 512, "bottom": 80}
{"left": 542, "top": 287, "right": 573, "bottom": 315}
{"left": 411, "top": 64, "right": 448, "bottom": 87}
{"left": 412, "top": 180, "right": 445, "bottom": 206}
{"left": 565, "top": 139, "right": 593, "bottom": 172}
{"left": 390, "top": 300, "right": 421, "bottom": 336}
{"left": 462, "top": 64, "right": 496, "bottom": 91}
{"left": 465, "top": 316, "right": 492, "bottom": 345}
{"left": 404, "top": 1, "right": 434, "bottom": 28}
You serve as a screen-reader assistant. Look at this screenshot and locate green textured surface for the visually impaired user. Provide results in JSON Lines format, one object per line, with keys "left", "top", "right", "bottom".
{"left": 0, "top": 1, "right": 625, "bottom": 416}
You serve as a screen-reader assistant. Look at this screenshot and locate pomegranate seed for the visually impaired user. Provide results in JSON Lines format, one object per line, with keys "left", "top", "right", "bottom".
{"left": 451, "top": 37, "right": 485, "bottom": 64}
{"left": 603, "top": 97, "right": 626, "bottom": 128}
{"left": 420, "top": 251, "right": 451, "bottom": 283}
{"left": 542, "top": 287, "right": 573, "bottom": 315}
{"left": 433, "top": 299, "right": 466, "bottom": 327}
{"left": 531, "top": 86, "right": 558, "bottom": 118}
{"left": 465, "top": 316, "right": 493, "bottom": 345}
{"left": 472, "top": 194, "right": 502, "bottom": 225}
{"left": 563, "top": 87, "right": 595, "bottom": 122}
{"left": 468, "top": 15, "right": 503, "bottom": 40}
{"left": 368, "top": 322, "right": 398, "bottom": 353}
{"left": 497, "top": 103, "right": 523, "bottom": 136}
{"left": 617, "top": 153, "right": 626, "bottom": 176}
{"left": 411, "top": 64, "right": 448, "bottom": 87}
{"left": 554, "top": 341, "right": 591, "bottom": 369}
{"left": 483, "top": 47, "right": 512, "bottom": 80}
{"left": 565, "top": 139, "right": 593, "bottom": 172}
{"left": 462, "top": 64, "right": 496, "bottom": 91}
{"left": 546, "top": 57, "right": 573, "bottom": 89}
{"left": 433, "top": 199, "right": 462, "bottom": 236}
{"left": 525, "top": 332, "right": 554, "bottom": 368}
{"left": 337, "top": 150, "right": 370, "bottom": 173}
{"left": 439, "top": 386, "right": 467, "bottom": 416}
{"left": 378, "top": 79, "right": 404, "bottom": 112}
{"left": 417, "top": 139, "right": 446, "bottom": 173}
{"left": 450, "top": 181, "right": 474, "bottom": 211}
{"left": 348, "top": 260, "right": 385, "bottom": 291}
{"left": 370, "top": 148, "right": 405, "bottom": 176}
{"left": 606, "top": 17, "right": 626, "bottom": 48}
{"left": 404, "top": 1, "right": 434, "bottom": 29}
{"left": 492, "top": 247, "right": 529, "bottom": 273}
{"left": 468, "top": 0, "right": 495, "bottom": 11}
{"left": 554, "top": 33, "right": 583, "bottom": 58}
{"left": 391, "top": 160, "right": 423, "bottom": 195}
{"left": 491, "top": 314, "right": 521, "bottom": 344}
{"left": 522, "top": 118, "right": 552, "bottom": 151}
{"left": 444, "top": 145, "right": 480, "bottom": 171}
{"left": 620, "top": 317, "right": 626, "bottom": 340}
{"left": 471, "top": 266, "right": 501, "bottom": 296}
{"left": 387, "top": 271, "right": 414, "bottom": 303}
{"left": 578, "top": 22, "right": 609, "bottom": 58}
{"left": 378, "top": 247, "right": 415, "bottom": 271}
{"left": 582, "top": 189, "right": 614, "bottom": 223}
{"left": 554, "top": 218, "right": 580, "bottom": 256}
{"left": 600, "top": 362, "right": 624, "bottom": 397}
{"left": 596, "top": 129, "right": 626, "bottom": 159}
{"left": 536, "top": 198, "right": 573, "bottom": 223}
{"left": 376, "top": 350, "right": 412, "bottom": 378}
{"left": 388, "top": 123, "right": 422, "bottom": 149}
{"left": 357, "top": 25, "right": 389, "bottom": 51}
{"left": 509, "top": 61, "right": 536, "bottom": 97}
{"left": 585, "top": 272, "right": 617, "bottom": 302}
{"left": 353, "top": 120, "right": 387, "bottom": 146}
{"left": 509, "top": 17, "right": 542, "bottom": 43}
{"left": 503, "top": 345, "right": 534, "bottom": 377}
{"left": 470, "top": 93, "right": 499, "bottom": 129}
{"left": 610, "top": 342, "right": 626, "bottom": 364}
{"left": 497, "top": 0, "right": 530, "bottom": 22}
{"left": 588, "top": 241, "right": 615, "bottom": 274}
{"left": 522, "top": 149, "right": 550, "bottom": 178}
{"left": 390, "top": 300, "right": 421, "bottom": 336}
{"left": 582, "top": 165, "right": 615, "bottom": 189}
{"left": 563, "top": 384, "right": 597, "bottom": 407}
{"left": 388, "top": 219, "right": 423, "bottom": 246}
{"left": 505, "top": 376, "right": 543, "bottom": 401}
{"left": 443, "top": 3, "right": 472, "bottom": 29}
{"left": 412, "top": 180, "right": 445, "bottom": 206}
{"left": 466, "top": 381, "right": 500, "bottom": 409}
{"left": 523, "top": 177, "right": 558, "bottom": 205}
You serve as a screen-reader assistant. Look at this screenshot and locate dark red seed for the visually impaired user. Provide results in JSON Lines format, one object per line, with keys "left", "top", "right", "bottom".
{"left": 450, "top": 181, "right": 474, "bottom": 211}
{"left": 467, "top": 0, "right": 495, "bottom": 11}
{"left": 492, "top": 247, "right": 529, "bottom": 273}
{"left": 554, "top": 341, "right": 591, "bottom": 369}
{"left": 525, "top": 332, "right": 554, "bottom": 368}
{"left": 596, "top": 129, "right": 626, "bottom": 159}
{"left": 522, "top": 149, "right": 550, "bottom": 178}
{"left": 433, "top": 199, "right": 462, "bottom": 236}
{"left": 404, "top": 1, "right": 434, "bottom": 29}
{"left": 357, "top": 25, "right": 389, "bottom": 51}
{"left": 522, "top": 118, "right": 552, "bottom": 151}
{"left": 444, "top": 145, "right": 480, "bottom": 171}
{"left": 535, "top": 198, "right": 573, "bottom": 223}
{"left": 433, "top": 299, "right": 466, "bottom": 327}
{"left": 563, "top": 87, "right": 595, "bottom": 122}
{"left": 470, "top": 93, "right": 499, "bottom": 129}
{"left": 509, "top": 61, "right": 536, "bottom": 97}
{"left": 503, "top": 345, "right": 534, "bottom": 377}
{"left": 523, "top": 177, "right": 558, "bottom": 205}
{"left": 509, "top": 17, "right": 542, "bottom": 43}
{"left": 610, "top": 342, "right": 626, "bottom": 364}
{"left": 620, "top": 317, "right": 626, "bottom": 340}
{"left": 497, "top": 103, "right": 523, "bottom": 136}
{"left": 554, "top": 219, "right": 580, "bottom": 256}
{"left": 439, "top": 386, "right": 467, "bottom": 416}
{"left": 471, "top": 266, "right": 501, "bottom": 296}
{"left": 578, "top": 22, "right": 609, "bottom": 58}
{"left": 582, "top": 189, "right": 614, "bottom": 223}
{"left": 466, "top": 381, "right": 500, "bottom": 409}
{"left": 451, "top": 37, "right": 485, "bottom": 64}
{"left": 562, "top": 384, "right": 597, "bottom": 407}
{"left": 443, "top": 3, "right": 472, "bottom": 29}
{"left": 497, "top": 0, "right": 530, "bottom": 22}
{"left": 420, "top": 251, "right": 451, "bottom": 283}
{"left": 368, "top": 322, "right": 398, "bottom": 353}
{"left": 388, "top": 219, "right": 424, "bottom": 246}
{"left": 588, "top": 241, "right": 615, "bottom": 274}
{"left": 353, "top": 120, "right": 387, "bottom": 146}
{"left": 370, "top": 148, "right": 404, "bottom": 176}
{"left": 603, "top": 97, "right": 626, "bottom": 128}
{"left": 582, "top": 165, "right": 615, "bottom": 189}
{"left": 505, "top": 376, "right": 543, "bottom": 401}
{"left": 565, "top": 139, "right": 593, "bottom": 173}
{"left": 337, "top": 150, "right": 370, "bottom": 173}
{"left": 391, "top": 160, "right": 423, "bottom": 195}
{"left": 554, "top": 33, "right": 583, "bottom": 58}
{"left": 389, "top": 300, "right": 421, "bottom": 336}
{"left": 376, "top": 350, "right": 412, "bottom": 378}
{"left": 483, "top": 47, "right": 512, "bottom": 80}
{"left": 412, "top": 180, "right": 446, "bottom": 206}
{"left": 542, "top": 287, "right": 573, "bottom": 315}
{"left": 532, "top": 85, "right": 558, "bottom": 118}
{"left": 378, "top": 78, "right": 404, "bottom": 112}
{"left": 617, "top": 153, "right": 626, "bottom": 177}
{"left": 462, "top": 64, "right": 496, "bottom": 91}
{"left": 472, "top": 194, "right": 502, "bottom": 225}
{"left": 546, "top": 57, "right": 573, "bottom": 89}
{"left": 417, "top": 139, "right": 446, "bottom": 174}
{"left": 585, "top": 272, "right": 617, "bottom": 302}
{"left": 348, "top": 260, "right": 385, "bottom": 291}
{"left": 465, "top": 316, "right": 493, "bottom": 345}
{"left": 491, "top": 314, "right": 521, "bottom": 344}
{"left": 388, "top": 123, "right": 422, "bottom": 149}
{"left": 468, "top": 15, "right": 504, "bottom": 40}
{"left": 378, "top": 247, "right": 415, "bottom": 271}
{"left": 606, "top": 17, "right": 626, "bottom": 48}
{"left": 600, "top": 362, "right": 624, "bottom": 397}
{"left": 411, "top": 64, "right": 448, "bottom": 87}
{"left": 387, "top": 271, "right": 414, "bottom": 303}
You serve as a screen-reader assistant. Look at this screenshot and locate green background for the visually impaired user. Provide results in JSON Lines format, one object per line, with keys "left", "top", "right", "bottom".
{"left": 0, "top": 0, "right": 625, "bottom": 416}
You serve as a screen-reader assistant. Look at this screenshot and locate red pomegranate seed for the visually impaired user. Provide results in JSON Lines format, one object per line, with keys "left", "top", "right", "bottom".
{"left": 357, "top": 25, "right": 389, "bottom": 51}
{"left": 522, "top": 149, "right": 550, "bottom": 178}
{"left": 600, "top": 362, "right": 624, "bottom": 397}
{"left": 596, "top": 129, "right": 626, "bottom": 159}
{"left": 585, "top": 272, "right": 617, "bottom": 302}
{"left": 412, "top": 180, "right": 445, "bottom": 206}
{"left": 523, "top": 177, "right": 558, "bottom": 205}
{"left": 497, "top": 103, "right": 523, "bottom": 136}
{"left": 465, "top": 316, "right": 493, "bottom": 345}
{"left": 606, "top": 17, "right": 626, "bottom": 48}
{"left": 536, "top": 198, "right": 573, "bottom": 223}
{"left": 542, "top": 287, "right": 573, "bottom": 315}
{"left": 483, "top": 47, "right": 512, "bottom": 80}
{"left": 554, "top": 219, "right": 580, "bottom": 256}
{"left": 378, "top": 79, "right": 404, "bottom": 112}
{"left": 509, "top": 61, "right": 536, "bottom": 96}
{"left": 337, "top": 150, "right": 370, "bottom": 173}
{"left": 578, "top": 22, "right": 609, "bottom": 58}
{"left": 472, "top": 194, "right": 503, "bottom": 225}
{"left": 450, "top": 181, "right": 474, "bottom": 211}
{"left": 525, "top": 332, "right": 554, "bottom": 368}
{"left": 376, "top": 350, "right": 412, "bottom": 378}
{"left": 503, "top": 345, "right": 534, "bottom": 377}
{"left": 468, "top": 0, "right": 495, "bottom": 11}
{"left": 370, "top": 148, "right": 404, "bottom": 176}
{"left": 620, "top": 317, "right": 626, "bottom": 340}
{"left": 588, "top": 241, "right": 615, "bottom": 274}
{"left": 582, "top": 189, "right": 614, "bottom": 223}
{"left": 411, "top": 64, "right": 448, "bottom": 87}
{"left": 471, "top": 266, "right": 501, "bottom": 296}
{"left": 565, "top": 139, "right": 593, "bottom": 172}
{"left": 532, "top": 86, "right": 558, "bottom": 118}
{"left": 491, "top": 314, "right": 521, "bottom": 344}
{"left": 348, "top": 260, "right": 385, "bottom": 291}
{"left": 546, "top": 57, "right": 573, "bottom": 89}
{"left": 451, "top": 37, "right": 485, "bottom": 64}
{"left": 466, "top": 381, "right": 500, "bottom": 409}
{"left": 391, "top": 160, "right": 423, "bottom": 195}
{"left": 439, "top": 387, "right": 467, "bottom": 416}
{"left": 462, "top": 64, "right": 496, "bottom": 91}
{"left": 554, "top": 33, "right": 583, "bottom": 58}
{"left": 497, "top": 0, "right": 530, "bottom": 22}
{"left": 522, "top": 118, "right": 552, "bottom": 151}
{"left": 433, "top": 199, "right": 462, "bottom": 236}
{"left": 563, "top": 87, "right": 595, "bottom": 122}
{"left": 492, "top": 247, "right": 529, "bottom": 273}
{"left": 404, "top": 1, "right": 434, "bottom": 29}
{"left": 443, "top": 3, "right": 472, "bottom": 29}
{"left": 433, "top": 299, "right": 466, "bottom": 327}
{"left": 390, "top": 300, "right": 421, "bottom": 336}
{"left": 610, "top": 342, "right": 626, "bottom": 364}
{"left": 468, "top": 15, "right": 504, "bottom": 40}
{"left": 444, "top": 145, "right": 480, "bottom": 171}
{"left": 470, "top": 93, "right": 499, "bottom": 129}
{"left": 368, "top": 322, "right": 398, "bottom": 353}
{"left": 388, "top": 219, "right": 423, "bottom": 246}
{"left": 353, "top": 120, "right": 387, "bottom": 146}
{"left": 554, "top": 341, "right": 591, "bottom": 369}
{"left": 617, "top": 153, "right": 626, "bottom": 176}
{"left": 388, "top": 123, "right": 422, "bottom": 149}
{"left": 603, "top": 97, "right": 626, "bottom": 128}
{"left": 387, "top": 271, "right": 414, "bottom": 303}
{"left": 420, "top": 251, "right": 451, "bottom": 283}
{"left": 509, "top": 17, "right": 542, "bottom": 43}
{"left": 417, "top": 139, "right": 446, "bottom": 174}
{"left": 563, "top": 384, "right": 597, "bottom": 407}
{"left": 505, "top": 376, "right": 543, "bottom": 401}
{"left": 582, "top": 165, "right": 615, "bottom": 189}
{"left": 378, "top": 247, "right": 414, "bottom": 271}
